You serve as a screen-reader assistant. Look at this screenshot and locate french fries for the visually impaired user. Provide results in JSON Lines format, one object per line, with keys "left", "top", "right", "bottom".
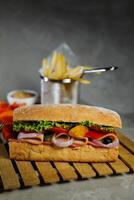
{"left": 42, "top": 52, "right": 91, "bottom": 84}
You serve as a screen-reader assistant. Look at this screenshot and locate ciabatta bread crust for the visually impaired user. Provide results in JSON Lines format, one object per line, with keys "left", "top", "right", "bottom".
{"left": 13, "top": 104, "right": 122, "bottom": 128}
{"left": 9, "top": 141, "right": 118, "bottom": 162}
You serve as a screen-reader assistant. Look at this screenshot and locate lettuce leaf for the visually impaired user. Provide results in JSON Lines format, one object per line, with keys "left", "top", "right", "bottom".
{"left": 13, "top": 120, "right": 114, "bottom": 133}
{"left": 13, "top": 121, "right": 72, "bottom": 132}
{"left": 80, "top": 121, "right": 114, "bottom": 132}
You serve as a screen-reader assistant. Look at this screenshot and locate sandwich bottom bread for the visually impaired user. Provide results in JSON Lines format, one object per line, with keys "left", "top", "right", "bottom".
{"left": 9, "top": 141, "right": 118, "bottom": 162}
{"left": 9, "top": 104, "right": 122, "bottom": 162}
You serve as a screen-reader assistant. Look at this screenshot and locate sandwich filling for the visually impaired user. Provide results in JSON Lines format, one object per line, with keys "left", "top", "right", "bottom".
{"left": 11, "top": 120, "right": 119, "bottom": 148}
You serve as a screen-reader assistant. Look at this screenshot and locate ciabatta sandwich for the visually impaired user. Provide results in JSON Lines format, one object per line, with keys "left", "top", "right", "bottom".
{"left": 9, "top": 104, "right": 122, "bottom": 162}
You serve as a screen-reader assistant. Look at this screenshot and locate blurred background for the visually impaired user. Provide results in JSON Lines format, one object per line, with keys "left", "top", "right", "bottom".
{"left": 0, "top": 0, "right": 134, "bottom": 128}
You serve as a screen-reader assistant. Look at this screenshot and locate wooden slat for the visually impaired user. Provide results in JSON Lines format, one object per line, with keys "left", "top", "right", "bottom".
{"left": 119, "top": 144, "right": 134, "bottom": 171}
{"left": 118, "top": 132, "right": 134, "bottom": 153}
{"left": 73, "top": 163, "right": 96, "bottom": 178}
{"left": 92, "top": 163, "right": 113, "bottom": 176}
{"left": 109, "top": 158, "right": 130, "bottom": 174}
{"left": 54, "top": 162, "right": 78, "bottom": 181}
{"left": 16, "top": 161, "right": 40, "bottom": 186}
{"left": 36, "top": 162, "right": 60, "bottom": 183}
{"left": 0, "top": 179, "right": 3, "bottom": 191}
{"left": 0, "top": 144, "right": 20, "bottom": 190}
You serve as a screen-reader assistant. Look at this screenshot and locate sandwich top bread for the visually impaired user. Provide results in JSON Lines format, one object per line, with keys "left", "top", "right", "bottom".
{"left": 13, "top": 104, "right": 122, "bottom": 127}
{"left": 9, "top": 104, "right": 122, "bottom": 162}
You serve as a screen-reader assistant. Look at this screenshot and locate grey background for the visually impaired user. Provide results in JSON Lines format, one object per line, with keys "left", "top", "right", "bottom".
{"left": 0, "top": 0, "right": 134, "bottom": 127}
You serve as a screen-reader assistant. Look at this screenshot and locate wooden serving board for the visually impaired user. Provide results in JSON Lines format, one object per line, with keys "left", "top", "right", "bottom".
{"left": 0, "top": 132, "right": 134, "bottom": 192}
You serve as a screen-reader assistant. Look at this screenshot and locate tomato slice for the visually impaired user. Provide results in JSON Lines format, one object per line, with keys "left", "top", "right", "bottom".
{"left": 49, "top": 127, "right": 68, "bottom": 133}
{"left": 85, "top": 130, "right": 106, "bottom": 139}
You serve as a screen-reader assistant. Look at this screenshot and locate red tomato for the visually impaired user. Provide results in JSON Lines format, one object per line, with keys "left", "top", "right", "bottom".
{"left": 0, "top": 110, "right": 13, "bottom": 125}
{"left": 10, "top": 102, "right": 26, "bottom": 110}
{"left": 85, "top": 130, "right": 105, "bottom": 139}
{"left": 0, "top": 107, "right": 10, "bottom": 114}
{"left": 0, "top": 101, "right": 10, "bottom": 113}
{"left": 50, "top": 127, "right": 68, "bottom": 133}
{"left": 2, "top": 125, "right": 13, "bottom": 140}
{"left": 0, "top": 101, "right": 9, "bottom": 108}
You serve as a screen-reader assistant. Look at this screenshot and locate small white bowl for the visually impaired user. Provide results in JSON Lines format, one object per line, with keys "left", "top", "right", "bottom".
{"left": 7, "top": 90, "right": 38, "bottom": 106}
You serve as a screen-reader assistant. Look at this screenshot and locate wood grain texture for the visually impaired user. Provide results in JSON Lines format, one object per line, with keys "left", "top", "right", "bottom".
{"left": 73, "top": 163, "right": 96, "bottom": 178}
{"left": 15, "top": 161, "right": 40, "bottom": 186}
{"left": 117, "top": 132, "right": 134, "bottom": 153}
{"left": 35, "top": 162, "right": 60, "bottom": 183}
{"left": 109, "top": 158, "right": 129, "bottom": 174}
{"left": 0, "top": 144, "right": 20, "bottom": 190}
{"left": 119, "top": 144, "right": 134, "bottom": 171}
{"left": 54, "top": 162, "right": 78, "bottom": 181}
{"left": 92, "top": 163, "right": 113, "bottom": 176}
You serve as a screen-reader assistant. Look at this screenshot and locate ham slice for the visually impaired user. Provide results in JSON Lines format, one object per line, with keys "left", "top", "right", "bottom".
{"left": 17, "top": 132, "right": 44, "bottom": 145}
{"left": 12, "top": 132, "right": 119, "bottom": 148}
{"left": 72, "top": 133, "right": 119, "bottom": 148}
{"left": 91, "top": 133, "right": 119, "bottom": 148}
{"left": 97, "top": 133, "right": 118, "bottom": 141}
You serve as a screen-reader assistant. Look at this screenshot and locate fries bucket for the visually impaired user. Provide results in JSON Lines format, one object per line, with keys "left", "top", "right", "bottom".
{"left": 40, "top": 76, "right": 79, "bottom": 104}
